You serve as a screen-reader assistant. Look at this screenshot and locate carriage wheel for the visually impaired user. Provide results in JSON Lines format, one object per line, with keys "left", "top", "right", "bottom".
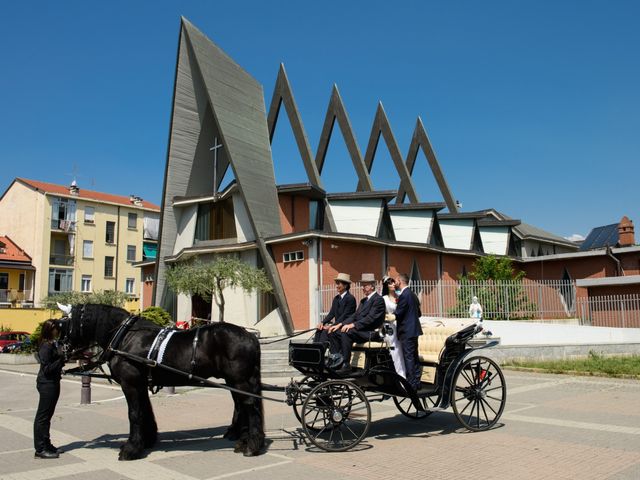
{"left": 451, "top": 356, "right": 506, "bottom": 431}
{"left": 301, "top": 380, "right": 371, "bottom": 452}
{"left": 291, "top": 376, "right": 315, "bottom": 424}
{"left": 393, "top": 394, "right": 437, "bottom": 419}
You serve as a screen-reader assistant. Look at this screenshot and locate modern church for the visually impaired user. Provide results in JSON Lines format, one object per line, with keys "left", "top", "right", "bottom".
{"left": 154, "top": 19, "right": 639, "bottom": 334}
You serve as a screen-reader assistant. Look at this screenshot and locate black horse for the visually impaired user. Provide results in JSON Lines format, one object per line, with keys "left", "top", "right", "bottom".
{"left": 57, "top": 304, "right": 265, "bottom": 460}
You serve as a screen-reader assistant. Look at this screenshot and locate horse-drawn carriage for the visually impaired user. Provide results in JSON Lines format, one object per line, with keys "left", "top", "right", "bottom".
{"left": 285, "top": 320, "right": 506, "bottom": 451}
{"left": 56, "top": 304, "right": 506, "bottom": 459}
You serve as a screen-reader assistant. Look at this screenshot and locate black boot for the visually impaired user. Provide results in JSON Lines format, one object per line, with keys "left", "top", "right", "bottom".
{"left": 35, "top": 450, "right": 59, "bottom": 459}
{"left": 46, "top": 443, "right": 63, "bottom": 454}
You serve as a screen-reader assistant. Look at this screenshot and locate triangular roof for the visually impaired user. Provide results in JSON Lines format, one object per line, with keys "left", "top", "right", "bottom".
{"left": 0, "top": 235, "right": 32, "bottom": 263}
{"left": 154, "top": 18, "right": 293, "bottom": 332}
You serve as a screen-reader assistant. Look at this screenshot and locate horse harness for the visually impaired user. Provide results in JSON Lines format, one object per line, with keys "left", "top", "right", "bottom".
{"left": 146, "top": 325, "right": 202, "bottom": 393}
{"left": 62, "top": 312, "right": 139, "bottom": 378}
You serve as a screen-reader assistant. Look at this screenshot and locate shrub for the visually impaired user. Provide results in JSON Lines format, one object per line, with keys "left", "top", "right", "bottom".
{"left": 140, "top": 306, "right": 173, "bottom": 327}
{"left": 43, "top": 290, "right": 129, "bottom": 311}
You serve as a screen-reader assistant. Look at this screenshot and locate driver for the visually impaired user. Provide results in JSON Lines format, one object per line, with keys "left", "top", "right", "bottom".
{"left": 314, "top": 273, "right": 356, "bottom": 345}
{"left": 327, "top": 273, "right": 385, "bottom": 374}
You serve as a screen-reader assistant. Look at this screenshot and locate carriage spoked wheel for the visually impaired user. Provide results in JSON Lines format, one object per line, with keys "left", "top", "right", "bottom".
{"left": 393, "top": 394, "right": 437, "bottom": 419}
{"left": 301, "top": 380, "right": 371, "bottom": 452}
{"left": 290, "top": 376, "right": 317, "bottom": 425}
{"left": 451, "top": 355, "right": 506, "bottom": 431}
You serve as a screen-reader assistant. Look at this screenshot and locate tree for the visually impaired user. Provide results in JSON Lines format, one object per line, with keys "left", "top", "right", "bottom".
{"left": 468, "top": 255, "right": 525, "bottom": 282}
{"left": 164, "top": 256, "right": 273, "bottom": 322}
{"left": 449, "top": 255, "right": 536, "bottom": 320}
{"left": 43, "top": 290, "right": 130, "bottom": 311}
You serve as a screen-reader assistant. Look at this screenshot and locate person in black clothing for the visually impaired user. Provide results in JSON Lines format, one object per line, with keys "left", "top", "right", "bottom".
{"left": 394, "top": 273, "right": 424, "bottom": 390}
{"left": 314, "top": 273, "right": 356, "bottom": 344}
{"left": 328, "top": 273, "right": 386, "bottom": 373}
{"left": 33, "top": 319, "right": 66, "bottom": 459}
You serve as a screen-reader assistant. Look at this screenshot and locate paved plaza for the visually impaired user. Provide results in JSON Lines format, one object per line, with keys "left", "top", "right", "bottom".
{"left": 1, "top": 365, "right": 639, "bottom": 480}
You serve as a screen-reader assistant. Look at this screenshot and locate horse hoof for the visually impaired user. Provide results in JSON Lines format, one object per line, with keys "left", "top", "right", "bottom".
{"left": 233, "top": 440, "right": 247, "bottom": 454}
{"left": 118, "top": 444, "right": 143, "bottom": 461}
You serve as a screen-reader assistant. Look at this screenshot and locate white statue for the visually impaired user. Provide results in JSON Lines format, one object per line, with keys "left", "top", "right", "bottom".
{"left": 469, "top": 296, "right": 483, "bottom": 320}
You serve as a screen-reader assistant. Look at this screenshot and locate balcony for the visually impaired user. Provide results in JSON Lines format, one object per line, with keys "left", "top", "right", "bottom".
{"left": 50, "top": 254, "right": 74, "bottom": 266}
{"left": 50, "top": 219, "right": 77, "bottom": 232}
{"left": 0, "top": 289, "right": 34, "bottom": 307}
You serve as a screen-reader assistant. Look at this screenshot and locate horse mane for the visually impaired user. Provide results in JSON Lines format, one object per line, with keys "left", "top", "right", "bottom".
{"left": 69, "top": 304, "right": 132, "bottom": 347}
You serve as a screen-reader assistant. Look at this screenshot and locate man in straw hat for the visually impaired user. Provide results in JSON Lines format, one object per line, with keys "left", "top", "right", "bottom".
{"left": 314, "top": 273, "right": 356, "bottom": 344}
{"left": 328, "top": 273, "right": 386, "bottom": 373}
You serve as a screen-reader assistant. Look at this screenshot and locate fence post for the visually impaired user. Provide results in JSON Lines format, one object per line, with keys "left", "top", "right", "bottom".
{"left": 621, "top": 297, "right": 626, "bottom": 328}
{"left": 437, "top": 279, "right": 443, "bottom": 317}
{"left": 505, "top": 284, "right": 510, "bottom": 321}
{"left": 538, "top": 284, "right": 544, "bottom": 320}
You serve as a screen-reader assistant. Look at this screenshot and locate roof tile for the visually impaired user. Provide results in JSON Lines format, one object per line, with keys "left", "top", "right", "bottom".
{"left": 17, "top": 178, "right": 160, "bottom": 211}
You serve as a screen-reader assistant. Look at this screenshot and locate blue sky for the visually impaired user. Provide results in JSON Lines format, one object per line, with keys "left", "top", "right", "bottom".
{"left": 1, "top": 1, "right": 638, "bottom": 240}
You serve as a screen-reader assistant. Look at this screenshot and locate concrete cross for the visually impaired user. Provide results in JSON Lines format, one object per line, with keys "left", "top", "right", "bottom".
{"left": 210, "top": 137, "right": 223, "bottom": 195}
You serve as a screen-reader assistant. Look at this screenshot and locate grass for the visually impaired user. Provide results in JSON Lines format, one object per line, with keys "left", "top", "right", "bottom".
{"left": 503, "top": 351, "right": 640, "bottom": 378}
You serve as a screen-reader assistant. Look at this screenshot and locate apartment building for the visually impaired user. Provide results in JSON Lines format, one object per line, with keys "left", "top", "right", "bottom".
{"left": 0, "top": 178, "right": 160, "bottom": 307}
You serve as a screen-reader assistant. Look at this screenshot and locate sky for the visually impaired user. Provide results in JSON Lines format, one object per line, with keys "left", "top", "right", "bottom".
{"left": 1, "top": 1, "right": 638, "bottom": 240}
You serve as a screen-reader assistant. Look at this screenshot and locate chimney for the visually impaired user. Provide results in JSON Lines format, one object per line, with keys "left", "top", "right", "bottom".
{"left": 69, "top": 180, "right": 80, "bottom": 196}
{"left": 129, "top": 195, "right": 143, "bottom": 206}
{"left": 618, "top": 216, "right": 635, "bottom": 247}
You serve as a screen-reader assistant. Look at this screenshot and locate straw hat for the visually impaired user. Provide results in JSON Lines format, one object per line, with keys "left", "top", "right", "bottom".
{"left": 360, "top": 273, "right": 376, "bottom": 283}
{"left": 334, "top": 273, "right": 351, "bottom": 284}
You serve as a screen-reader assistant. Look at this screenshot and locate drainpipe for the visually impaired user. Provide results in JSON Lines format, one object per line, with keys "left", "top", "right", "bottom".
{"left": 115, "top": 206, "right": 120, "bottom": 289}
{"left": 606, "top": 246, "right": 624, "bottom": 276}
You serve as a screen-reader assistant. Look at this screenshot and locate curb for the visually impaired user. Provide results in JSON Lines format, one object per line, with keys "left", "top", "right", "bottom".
{"left": 502, "top": 365, "right": 640, "bottom": 380}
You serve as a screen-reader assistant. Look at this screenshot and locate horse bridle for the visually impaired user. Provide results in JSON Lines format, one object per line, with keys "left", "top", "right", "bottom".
{"left": 57, "top": 305, "right": 90, "bottom": 362}
{"left": 58, "top": 305, "right": 134, "bottom": 363}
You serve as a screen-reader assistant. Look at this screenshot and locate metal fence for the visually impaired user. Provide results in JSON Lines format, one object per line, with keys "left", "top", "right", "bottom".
{"left": 576, "top": 295, "right": 640, "bottom": 328}
{"left": 319, "top": 279, "right": 577, "bottom": 321}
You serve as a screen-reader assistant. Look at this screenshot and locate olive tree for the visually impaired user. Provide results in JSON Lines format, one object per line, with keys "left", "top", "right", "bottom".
{"left": 164, "top": 256, "right": 273, "bottom": 322}
{"left": 449, "top": 255, "right": 536, "bottom": 320}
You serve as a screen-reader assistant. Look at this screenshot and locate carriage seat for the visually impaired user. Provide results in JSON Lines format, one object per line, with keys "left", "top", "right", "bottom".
{"left": 418, "top": 319, "right": 475, "bottom": 383}
{"left": 418, "top": 318, "right": 475, "bottom": 364}
{"left": 349, "top": 317, "right": 475, "bottom": 373}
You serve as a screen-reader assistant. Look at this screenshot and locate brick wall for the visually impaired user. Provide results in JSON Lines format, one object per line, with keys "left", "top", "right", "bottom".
{"left": 278, "top": 194, "right": 310, "bottom": 234}
{"left": 521, "top": 256, "right": 616, "bottom": 281}
{"left": 321, "top": 239, "right": 384, "bottom": 282}
{"left": 271, "top": 240, "right": 310, "bottom": 330}
{"left": 441, "top": 254, "right": 477, "bottom": 281}
{"left": 386, "top": 248, "right": 440, "bottom": 280}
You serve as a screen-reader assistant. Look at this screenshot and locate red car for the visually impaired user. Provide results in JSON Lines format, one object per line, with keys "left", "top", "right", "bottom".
{"left": 0, "top": 331, "right": 31, "bottom": 350}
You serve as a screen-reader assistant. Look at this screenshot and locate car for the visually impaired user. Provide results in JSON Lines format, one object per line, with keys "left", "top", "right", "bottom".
{"left": 1, "top": 338, "right": 32, "bottom": 353}
{"left": 0, "top": 331, "right": 31, "bottom": 351}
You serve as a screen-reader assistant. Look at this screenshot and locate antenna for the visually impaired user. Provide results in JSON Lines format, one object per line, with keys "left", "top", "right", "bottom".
{"left": 64, "top": 164, "right": 83, "bottom": 185}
